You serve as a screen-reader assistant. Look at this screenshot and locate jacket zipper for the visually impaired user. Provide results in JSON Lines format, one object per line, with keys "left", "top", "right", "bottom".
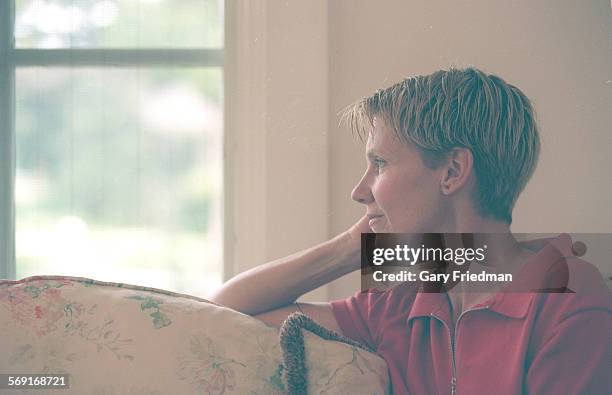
{"left": 431, "top": 305, "right": 489, "bottom": 395}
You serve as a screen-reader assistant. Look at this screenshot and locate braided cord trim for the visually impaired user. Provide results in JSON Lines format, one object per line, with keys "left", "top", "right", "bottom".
{"left": 279, "top": 312, "right": 375, "bottom": 395}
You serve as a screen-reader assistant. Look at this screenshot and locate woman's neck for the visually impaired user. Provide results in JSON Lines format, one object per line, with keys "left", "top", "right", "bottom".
{"left": 440, "top": 218, "right": 535, "bottom": 323}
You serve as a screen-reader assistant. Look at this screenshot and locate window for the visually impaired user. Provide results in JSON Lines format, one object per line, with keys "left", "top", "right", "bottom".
{"left": 0, "top": 0, "right": 224, "bottom": 296}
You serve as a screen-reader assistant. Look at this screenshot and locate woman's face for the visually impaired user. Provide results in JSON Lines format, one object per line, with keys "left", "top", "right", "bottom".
{"left": 351, "top": 118, "right": 448, "bottom": 233}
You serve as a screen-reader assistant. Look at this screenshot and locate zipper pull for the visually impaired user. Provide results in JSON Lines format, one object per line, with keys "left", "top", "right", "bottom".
{"left": 451, "top": 376, "right": 457, "bottom": 395}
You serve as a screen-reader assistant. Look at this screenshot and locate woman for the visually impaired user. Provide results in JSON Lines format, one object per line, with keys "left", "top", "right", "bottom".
{"left": 208, "top": 67, "right": 611, "bottom": 394}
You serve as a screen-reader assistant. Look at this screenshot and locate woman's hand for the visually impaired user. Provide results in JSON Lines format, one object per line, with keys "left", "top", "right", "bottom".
{"left": 346, "top": 214, "right": 373, "bottom": 247}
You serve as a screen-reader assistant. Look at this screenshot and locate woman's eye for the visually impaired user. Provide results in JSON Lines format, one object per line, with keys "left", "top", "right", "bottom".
{"left": 373, "top": 158, "right": 386, "bottom": 171}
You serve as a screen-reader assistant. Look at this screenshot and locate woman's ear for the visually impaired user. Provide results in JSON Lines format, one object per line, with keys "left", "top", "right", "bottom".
{"left": 440, "top": 147, "right": 474, "bottom": 195}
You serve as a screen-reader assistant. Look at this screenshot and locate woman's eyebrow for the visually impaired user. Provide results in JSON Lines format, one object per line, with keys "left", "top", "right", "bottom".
{"left": 366, "top": 149, "right": 390, "bottom": 160}
{"left": 366, "top": 150, "right": 379, "bottom": 160}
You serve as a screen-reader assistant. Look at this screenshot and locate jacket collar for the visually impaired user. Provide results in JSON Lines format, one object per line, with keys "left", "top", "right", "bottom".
{"left": 406, "top": 234, "right": 574, "bottom": 322}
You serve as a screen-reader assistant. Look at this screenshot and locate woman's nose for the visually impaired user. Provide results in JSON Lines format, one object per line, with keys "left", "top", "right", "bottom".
{"left": 351, "top": 173, "right": 373, "bottom": 204}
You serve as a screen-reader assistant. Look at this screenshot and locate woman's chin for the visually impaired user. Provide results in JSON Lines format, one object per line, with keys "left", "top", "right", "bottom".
{"left": 368, "top": 216, "right": 388, "bottom": 232}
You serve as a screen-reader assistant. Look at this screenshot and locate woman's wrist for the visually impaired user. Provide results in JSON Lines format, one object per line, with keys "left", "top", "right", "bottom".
{"left": 333, "top": 230, "right": 363, "bottom": 272}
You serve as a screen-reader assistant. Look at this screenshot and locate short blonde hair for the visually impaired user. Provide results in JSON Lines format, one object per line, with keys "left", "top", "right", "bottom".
{"left": 343, "top": 67, "right": 540, "bottom": 224}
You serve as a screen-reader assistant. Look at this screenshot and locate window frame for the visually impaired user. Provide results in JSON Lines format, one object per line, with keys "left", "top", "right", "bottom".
{"left": 0, "top": 0, "right": 224, "bottom": 280}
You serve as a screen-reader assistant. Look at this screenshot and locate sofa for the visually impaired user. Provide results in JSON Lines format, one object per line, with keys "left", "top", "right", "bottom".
{"left": 0, "top": 276, "right": 390, "bottom": 394}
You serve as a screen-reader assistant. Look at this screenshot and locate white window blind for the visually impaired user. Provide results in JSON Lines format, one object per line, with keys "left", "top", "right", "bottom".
{"left": 1, "top": 0, "right": 224, "bottom": 296}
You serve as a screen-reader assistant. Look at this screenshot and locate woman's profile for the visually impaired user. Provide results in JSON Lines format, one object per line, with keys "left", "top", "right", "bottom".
{"left": 208, "top": 67, "right": 611, "bottom": 394}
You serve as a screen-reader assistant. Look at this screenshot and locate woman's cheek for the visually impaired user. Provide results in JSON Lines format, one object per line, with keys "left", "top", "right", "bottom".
{"left": 372, "top": 176, "right": 395, "bottom": 207}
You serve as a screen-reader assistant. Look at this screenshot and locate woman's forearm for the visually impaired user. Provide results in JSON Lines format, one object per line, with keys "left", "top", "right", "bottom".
{"left": 206, "top": 231, "right": 361, "bottom": 316}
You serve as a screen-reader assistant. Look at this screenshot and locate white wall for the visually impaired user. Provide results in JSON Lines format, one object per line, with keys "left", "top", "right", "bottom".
{"left": 224, "top": 0, "right": 330, "bottom": 301}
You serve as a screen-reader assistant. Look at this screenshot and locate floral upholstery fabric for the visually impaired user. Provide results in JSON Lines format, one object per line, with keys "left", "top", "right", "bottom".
{"left": 0, "top": 276, "right": 389, "bottom": 394}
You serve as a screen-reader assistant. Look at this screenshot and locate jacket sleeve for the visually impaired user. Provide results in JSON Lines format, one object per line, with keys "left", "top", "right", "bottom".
{"left": 329, "top": 289, "right": 389, "bottom": 350}
{"left": 330, "top": 283, "right": 417, "bottom": 350}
